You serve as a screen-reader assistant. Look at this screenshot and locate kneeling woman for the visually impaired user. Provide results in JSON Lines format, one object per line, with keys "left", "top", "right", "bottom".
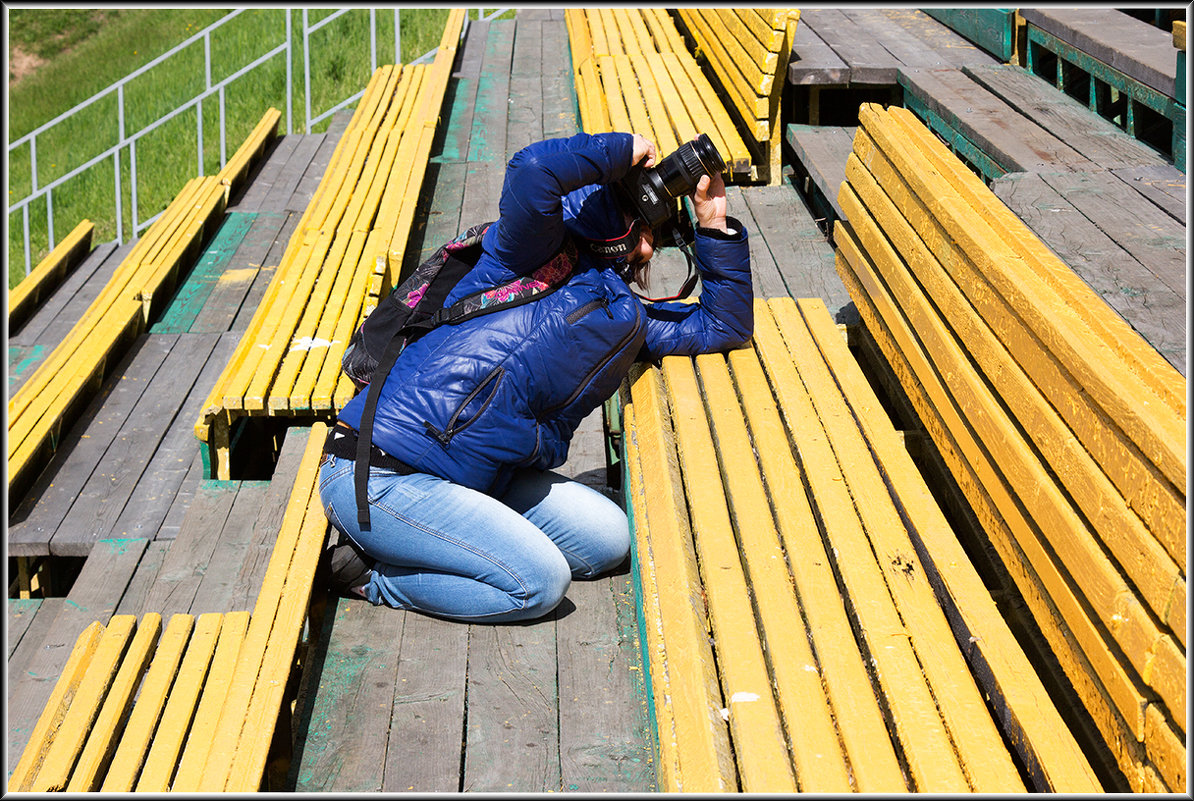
{"left": 318, "top": 131, "right": 753, "bottom": 622}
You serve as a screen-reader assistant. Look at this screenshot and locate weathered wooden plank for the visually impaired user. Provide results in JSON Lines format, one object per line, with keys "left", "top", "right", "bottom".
{"left": 738, "top": 185, "right": 852, "bottom": 323}
{"left": 723, "top": 186, "right": 788, "bottom": 299}
{"left": 1020, "top": 8, "right": 1178, "bottom": 98}
{"left": 541, "top": 14, "right": 579, "bottom": 140}
{"left": 231, "top": 210, "right": 300, "bottom": 332}
{"left": 151, "top": 213, "right": 257, "bottom": 334}
{"left": 227, "top": 134, "right": 297, "bottom": 213}
{"left": 189, "top": 211, "right": 288, "bottom": 333}
{"left": 1037, "top": 170, "right": 1186, "bottom": 297}
{"left": 844, "top": 8, "right": 965, "bottom": 69}
{"left": 8, "top": 599, "right": 44, "bottom": 658}
{"left": 991, "top": 171, "right": 1186, "bottom": 375}
{"left": 801, "top": 9, "right": 904, "bottom": 84}
{"left": 880, "top": 8, "right": 999, "bottom": 69}
{"left": 187, "top": 481, "right": 273, "bottom": 613}
{"left": 964, "top": 63, "right": 1169, "bottom": 170}
{"left": 9, "top": 240, "right": 126, "bottom": 355}
{"left": 507, "top": 18, "right": 545, "bottom": 160}
{"left": 382, "top": 611, "right": 469, "bottom": 791}
{"left": 260, "top": 134, "right": 327, "bottom": 214}
{"left": 463, "top": 621, "right": 561, "bottom": 791}
{"left": 135, "top": 480, "right": 242, "bottom": 618}
{"left": 785, "top": 123, "right": 855, "bottom": 220}
{"left": 899, "top": 66, "right": 1096, "bottom": 174}
{"left": 8, "top": 598, "right": 65, "bottom": 683}
{"left": 1110, "top": 164, "right": 1186, "bottom": 224}
{"left": 468, "top": 20, "right": 516, "bottom": 164}
{"left": 557, "top": 574, "right": 654, "bottom": 792}
{"left": 290, "top": 599, "right": 406, "bottom": 792}
{"left": 9, "top": 220, "right": 95, "bottom": 334}
{"left": 8, "top": 335, "right": 172, "bottom": 557}
{"left": 789, "top": 20, "right": 849, "bottom": 85}
{"left": 6, "top": 537, "right": 151, "bottom": 765}
{"left": 923, "top": 8, "right": 1019, "bottom": 62}
{"left": 51, "top": 333, "right": 221, "bottom": 557}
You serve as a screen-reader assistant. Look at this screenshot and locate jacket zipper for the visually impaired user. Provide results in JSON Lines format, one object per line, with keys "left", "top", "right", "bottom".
{"left": 565, "top": 297, "right": 612, "bottom": 325}
{"left": 424, "top": 365, "right": 505, "bottom": 446}
{"left": 543, "top": 302, "right": 643, "bottom": 415}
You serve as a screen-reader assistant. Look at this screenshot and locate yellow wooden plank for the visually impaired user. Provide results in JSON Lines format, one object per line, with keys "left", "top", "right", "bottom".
{"left": 1144, "top": 702, "right": 1185, "bottom": 791}
{"left": 1174, "top": 20, "right": 1186, "bottom": 50}
{"left": 612, "top": 56, "right": 659, "bottom": 148}
{"left": 642, "top": 50, "right": 698, "bottom": 151}
{"left": 732, "top": 8, "right": 786, "bottom": 52}
{"left": 64, "top": 614, "right": 162, "bottom": 792}
{"left": 171, "top": 610, "right": 249, "bottom": 791}
{"left": 661, "top": 356, "right": 798, "bottom": 792}
{"left": 627, "top": 57, "right": 680, "bottom": 158}
{"left": 267, "top": 232, "right": 355, "bottom": 413}
{"left": 834, "top": 231, "right": 1157, "bottom": 790}
{"left": 135, "top": 612, "right": 224, "bottom": 792}
{"left": 771, "top": 297, "right": 1024, "bottom": 791}
{"left": 623, "top": 365, "right": 737, "bottom": 791}
{"left": 290, "top": 229, "right": 370, "bottom": 411}
{"left": 216, "top": 107, "right": 281, "bottom": 199}
{"left": 598, "top": 9, "right": 625, "bottom": 55}
{"left": 25, "top": 616, "right": 137, "bottom": 792}
{"left": 10, "top": 621, "right": 105, "bottom": 790}
{"left": 9, "top": 219, "right": 94, "bottom": 323}
{"left": 858, "top": 105, "right": 1185, "bottom": 504}
{"left": 644, "top": 8, "right": 687, "bottom": 54}
{"left": 311, "top": 230, "right": 384, "bottom": 409}
{"left": 733, "top": 304, "right": 906, "bottom": 792}
{"left": 710, "top": 9, "right": 778, "bottom": 76}
{"left": 199, "top": 425, "right": 326, "bottom": 790}
{"left": 698, "top": 350, "right": 852, "bottom": 792}
{"left": 843, "top": 138, "right": 1186, "bottom": 651}
{"left": 596, "top": 55, "right": 634, "bottom": 136}
{"left": 577, "top": 57, "right": 611, "bottom": 133}
{"left": 383, "top": 121, "right": 439, "bottom": 282}
{"left": 833, "top": 217, "right": 1156, "bottom": 741}
{"left": 881, "top": 106, "right": 1186, "bottom": 568}
{"left": 372, "top": 66, "right": 430, "bottom": 237}
{"left": 677, "top": 10, "right": 770, "bottom": 119}
{"left": 664, "top": 51, "right": 753, "bottom": 171}
{"left": 100, "top": 614, "right": 195, "bottom": 791}
{"left": 237, "top": 231, "right": 333, "bottom": 411}
{"left": 226, "top": 456, "right": 329, "bottom": 789}
{"left": 751, "top": 300, "right": 971, "bottom": 791}
{"left": 797, "top": 297, "right": 1104, "bottom": 792}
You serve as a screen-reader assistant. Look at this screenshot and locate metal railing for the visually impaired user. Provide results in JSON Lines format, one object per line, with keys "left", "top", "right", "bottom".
{"left": 8, "top": 9, "right": 506, "bottom": 276}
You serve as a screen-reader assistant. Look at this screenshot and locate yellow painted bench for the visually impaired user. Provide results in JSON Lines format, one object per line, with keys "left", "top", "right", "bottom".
{"left": 9, "top": 423, "right": 330, "bottom": 792}
{"left": 834, "top": 103, "right": 1186, "bottom": 792}
{"left": 565, "top": 9, "right": 752, "bottom": 179}
{"left": 194, "top": 10, "right": 466, "bottom": 480}
{"left": 7, "top": 109, "right": 282, "bottom": 501}
{"left": 674, "top": 9, "right": 800, "bottom": 185}
{"left": 9, "top": 219, "right": 95, "bottom": 331}
{"left": 619, "top": 296, "right": 1103, "bottom": 793}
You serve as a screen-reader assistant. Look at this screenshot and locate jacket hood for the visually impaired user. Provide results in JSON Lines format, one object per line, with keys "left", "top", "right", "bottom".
{"left": 561, "top": 183, "right": 633, "bottom": 261}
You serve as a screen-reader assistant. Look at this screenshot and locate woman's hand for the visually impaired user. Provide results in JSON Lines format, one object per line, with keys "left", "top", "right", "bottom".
{"left": 692, "top": 172, "right": 729, "bottom": 232}
{"left": 631, "top": 134, "right": 656, "bottom": 169}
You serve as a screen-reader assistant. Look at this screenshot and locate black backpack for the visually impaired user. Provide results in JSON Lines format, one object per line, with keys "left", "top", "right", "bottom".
{"left": 342, "top": 222, "right": 578, "bottom": 529}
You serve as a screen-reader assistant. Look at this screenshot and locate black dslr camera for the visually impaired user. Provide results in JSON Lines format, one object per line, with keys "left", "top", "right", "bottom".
{"left": 615, "top": 133, "right": 726, "bottom": 236}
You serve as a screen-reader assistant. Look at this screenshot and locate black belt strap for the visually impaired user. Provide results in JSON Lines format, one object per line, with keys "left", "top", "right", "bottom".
{"left": 324, "top": 425, "right": 414, "bottom": 473}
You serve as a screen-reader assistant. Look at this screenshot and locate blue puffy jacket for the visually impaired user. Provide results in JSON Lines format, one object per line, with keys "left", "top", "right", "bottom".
{"left": 337, "top": 132, "right": 753, "bottom": 495}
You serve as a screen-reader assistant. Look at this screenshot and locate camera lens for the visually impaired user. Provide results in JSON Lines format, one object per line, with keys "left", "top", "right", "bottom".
{"left": 649, "top": 134, "right": 726, "bottom": 200}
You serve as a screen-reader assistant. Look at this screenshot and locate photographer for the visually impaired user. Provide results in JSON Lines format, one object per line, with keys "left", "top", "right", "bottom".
{"left": 318, "top": 130, "right": 752, "bottom": 622}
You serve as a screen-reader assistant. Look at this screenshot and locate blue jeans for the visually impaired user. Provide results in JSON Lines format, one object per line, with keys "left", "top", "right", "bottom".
{"left": 318, "top": 454, "right": 630, "bottom": 622}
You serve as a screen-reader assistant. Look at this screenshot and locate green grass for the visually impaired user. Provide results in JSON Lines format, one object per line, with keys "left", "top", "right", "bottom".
{"left": 8, "top": 8, "right": 467, "bottom": 288}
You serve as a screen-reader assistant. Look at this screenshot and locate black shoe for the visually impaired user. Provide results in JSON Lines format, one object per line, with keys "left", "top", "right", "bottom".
{"left": 325, "top": 535, "right": 372, "bottom": 596}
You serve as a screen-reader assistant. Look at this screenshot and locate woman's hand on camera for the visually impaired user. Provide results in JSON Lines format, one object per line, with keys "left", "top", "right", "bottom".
{"left": 692, "top": 173, "right": 729, "bottom": 233}
{"left": 631, "top": 134, "right": 656, "bottom": 169}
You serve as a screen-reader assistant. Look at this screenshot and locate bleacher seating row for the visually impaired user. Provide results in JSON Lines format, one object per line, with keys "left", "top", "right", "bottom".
{"left": 9, "top": 220, "right": 95, "bottom": 332}
{"left": 833, "top": 103, "right": 1185, "bottom": 792}
{"left": 10, "top": 423, "right": 330, "bottom": 792}
{"left": 7, "top": 109, "right": 281, "bottom": 502}
{"left": 619, "top": 297, "right": 1102, "bottom": 792}
{"left": 673, "top": 9, "right": 799, "bottom": 184}
{"left": 565, "top": 10, "right": 753, "bottom": 180}
{"left": 194, "top": 9, "right": 466, "bottom": 480}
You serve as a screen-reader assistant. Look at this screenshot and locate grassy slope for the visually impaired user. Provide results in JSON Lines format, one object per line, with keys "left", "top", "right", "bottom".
{"left": 7, "top": 8, "right": 454, "bottom": 288}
